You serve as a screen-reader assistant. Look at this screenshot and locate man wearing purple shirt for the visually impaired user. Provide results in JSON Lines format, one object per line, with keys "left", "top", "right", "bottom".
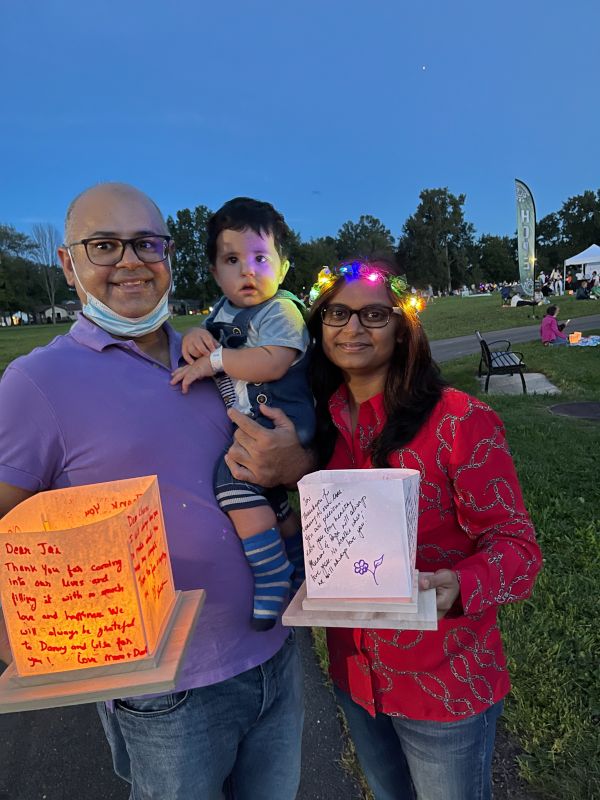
{"left": 0, "top": 183, "right": 312, "bottom": 800}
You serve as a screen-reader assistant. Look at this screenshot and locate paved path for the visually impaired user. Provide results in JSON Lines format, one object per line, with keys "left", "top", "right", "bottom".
{"left": 430, "top": 312, "right": 600, "bottom": 363}
{"left": 0, "top": 629, "right": 362, "bottom": 800}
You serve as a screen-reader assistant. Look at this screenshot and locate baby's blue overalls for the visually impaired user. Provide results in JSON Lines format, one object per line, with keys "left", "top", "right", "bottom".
{"left": 205, "top": 290, "right": 315, "bottom": 518}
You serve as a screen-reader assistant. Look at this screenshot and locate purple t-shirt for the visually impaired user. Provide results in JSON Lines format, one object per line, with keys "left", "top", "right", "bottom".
{"left": 0, "top": 316, "right": 287, "bottom": 690}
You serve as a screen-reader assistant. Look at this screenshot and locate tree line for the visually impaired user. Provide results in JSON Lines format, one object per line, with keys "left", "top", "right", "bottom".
{"left": 3, "top": 187, "right": 600, "bottom": 315}
{"left": 168, "top": 187, "right": 600, "bottom": 306}
{"left": 0, "top": 223, "right": 70, "bottom": 320}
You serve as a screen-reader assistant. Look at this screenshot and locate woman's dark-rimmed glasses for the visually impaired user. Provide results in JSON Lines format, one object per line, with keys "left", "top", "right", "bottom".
{"left": 67, "top": 236, "right": 171, "bottom": 266}
{"left": 321, "top": 304, "right": 400, "bottom": 328}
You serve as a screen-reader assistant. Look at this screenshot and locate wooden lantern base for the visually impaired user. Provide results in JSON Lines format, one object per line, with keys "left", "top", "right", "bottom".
{"left": 282, "top": 580, "right": 437, "bottom": 630}
{"left": 0, "top": 589, "right": 204, "bottom": 714}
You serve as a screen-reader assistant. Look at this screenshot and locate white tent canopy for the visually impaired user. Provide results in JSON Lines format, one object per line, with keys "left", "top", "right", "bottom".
{"left": 564, "top": 244, "right": 600, "bottom": 279}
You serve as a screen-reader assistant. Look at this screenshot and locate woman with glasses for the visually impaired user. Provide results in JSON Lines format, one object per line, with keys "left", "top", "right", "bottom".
{"left": 306, "top": 259, "right": 542, "bottom": 800}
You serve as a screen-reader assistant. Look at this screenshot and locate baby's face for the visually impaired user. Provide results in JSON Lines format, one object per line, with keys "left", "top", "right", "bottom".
{"left": 211, "top": 228, "right": 289, "bottom": 307}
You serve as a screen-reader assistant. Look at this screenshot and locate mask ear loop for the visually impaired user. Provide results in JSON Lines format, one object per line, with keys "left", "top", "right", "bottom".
{"left": 67, "top": 248, "right": 90, "bottom": 303}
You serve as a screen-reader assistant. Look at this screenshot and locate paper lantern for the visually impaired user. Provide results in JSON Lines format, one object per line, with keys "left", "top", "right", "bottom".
{"left": 0, "top": 476, "right": 203, "bottom": 712}
{"left": 569, "top": 332, "right": 582, "bottom": 344}
{"left": 283, "top": 469, "right": 437, "bottom": 630}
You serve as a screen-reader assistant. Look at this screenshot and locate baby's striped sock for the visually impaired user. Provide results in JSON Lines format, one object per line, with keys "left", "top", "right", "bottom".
{"left": 242, "top": 528, "right": 293, "bottom": 631}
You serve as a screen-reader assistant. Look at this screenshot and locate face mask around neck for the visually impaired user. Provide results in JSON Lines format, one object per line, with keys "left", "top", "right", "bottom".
{"left": 69, "top": 252, "right": 171, "bottom": 337}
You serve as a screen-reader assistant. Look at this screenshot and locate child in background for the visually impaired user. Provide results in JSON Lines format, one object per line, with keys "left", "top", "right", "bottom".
{"left": 540, "top": 304, "right": 568, "bottom": 345}
{"left": 171, "top": 198, "right": 314, "bottom": 630}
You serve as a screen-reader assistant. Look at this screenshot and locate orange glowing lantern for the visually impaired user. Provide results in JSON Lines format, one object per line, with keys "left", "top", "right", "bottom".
{"left": 0, "top": 476, "right": 203, "bottom": 712}
{"left": 569, "top": 331, "right": 582, "bottom": 344}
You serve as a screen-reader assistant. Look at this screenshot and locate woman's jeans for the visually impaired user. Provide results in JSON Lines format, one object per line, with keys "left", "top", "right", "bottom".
{"left": 335, "top": 687, "right": 503, "bottom": 800}
{"left": 98, "top": 631, "right": 304, "bottom": 800}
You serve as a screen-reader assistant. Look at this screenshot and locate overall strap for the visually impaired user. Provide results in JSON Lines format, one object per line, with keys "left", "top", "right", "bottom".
{"left": 204, "top": 295, "right": 228, "bottom": 326}
{"left": 231, "top": 289, "right": 306, "bottom": 328}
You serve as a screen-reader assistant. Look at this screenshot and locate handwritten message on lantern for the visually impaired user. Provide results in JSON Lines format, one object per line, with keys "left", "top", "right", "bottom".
{"left": 298, "top": 469, "right": 420, "bottom": 600}
{"left": 0, "top": 476, "right": 175, "bottom": 678}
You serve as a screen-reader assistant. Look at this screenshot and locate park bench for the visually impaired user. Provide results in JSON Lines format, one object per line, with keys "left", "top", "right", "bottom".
{"left": 476, "top": 331, "right": 527, "bottom": 394}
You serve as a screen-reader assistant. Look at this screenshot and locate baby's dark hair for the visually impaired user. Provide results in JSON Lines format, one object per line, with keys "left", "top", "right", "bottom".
{"left": 546, "top": 304, "right": 558, "bottom": 316}
{"left": 206, "top": 197, "right": 292, "bottom": 264}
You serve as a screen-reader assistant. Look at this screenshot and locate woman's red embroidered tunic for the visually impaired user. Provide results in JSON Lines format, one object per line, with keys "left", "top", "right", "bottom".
{"left": 325, "top": 386, "right": 542, "bottom": 720}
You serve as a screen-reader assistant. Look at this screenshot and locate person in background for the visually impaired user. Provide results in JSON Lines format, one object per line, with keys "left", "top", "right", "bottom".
{"left": 537, "top": 270, "right": 546, "bottom": 288}
{"left": 540, "top": 305, "right": 569, "bottom": 345}
{"left": 550, "top": 267, "right": 563, "bottom": 296}
{"left": 510, "top": 291, "right": 540, "bottom": 308}
{"left": 565, "top": 273, "right": 574, "bottom": 293}
{"left": 576, "top": 280, "right": 590, "bottom": 300}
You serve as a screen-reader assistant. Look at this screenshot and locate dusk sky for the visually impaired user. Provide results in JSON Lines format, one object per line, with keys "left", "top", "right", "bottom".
{"left": 2, "top": 0, "right": 599, "bottom": 243}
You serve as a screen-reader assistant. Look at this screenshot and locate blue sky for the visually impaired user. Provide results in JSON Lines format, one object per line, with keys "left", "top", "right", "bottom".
{"left": 1, "top": 0, "right": 599, "bottom": 243}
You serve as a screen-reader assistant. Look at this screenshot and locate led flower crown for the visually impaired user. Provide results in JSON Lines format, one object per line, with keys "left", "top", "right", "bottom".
{"left": 309, "top": 261, "right": 409, "bottom": 305}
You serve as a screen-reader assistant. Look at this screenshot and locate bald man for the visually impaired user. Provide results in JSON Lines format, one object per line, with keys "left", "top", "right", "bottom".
{"left": 0, "top": 183, "right": 307, "bottom": 800}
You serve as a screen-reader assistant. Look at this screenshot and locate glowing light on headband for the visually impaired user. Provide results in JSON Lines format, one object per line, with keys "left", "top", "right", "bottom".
{"left": 309, "top": 261, "right": 409, "bottom": 305}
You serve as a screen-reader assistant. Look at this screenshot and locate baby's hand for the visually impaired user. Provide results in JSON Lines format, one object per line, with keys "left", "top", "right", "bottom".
{"left": 171, "top": 357, "right": 213, "bottom": 394}
{"left": 182, "top": 327, "right": 219, "bottom": 364}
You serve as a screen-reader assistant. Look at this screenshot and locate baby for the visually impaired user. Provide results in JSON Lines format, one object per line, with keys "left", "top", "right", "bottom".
{"left": 171, "top": 197, "right": 314, "bottom": 630}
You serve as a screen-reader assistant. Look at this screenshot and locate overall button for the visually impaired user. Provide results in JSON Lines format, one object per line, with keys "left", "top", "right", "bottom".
{"left": 232, "top": 327, "right": 242, "bottom": 334}
{"left": 256, "top": 393, "right": 268, "bottom": 404}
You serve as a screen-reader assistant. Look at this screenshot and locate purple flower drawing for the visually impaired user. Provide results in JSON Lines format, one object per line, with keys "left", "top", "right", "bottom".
{"left": 353, "top": 555, "right": 384, "bottom": 585}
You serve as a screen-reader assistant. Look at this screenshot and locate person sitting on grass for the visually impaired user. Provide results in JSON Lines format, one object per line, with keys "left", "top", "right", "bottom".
{"left": 510, "top": 291, "right": 540, "bottom": 308}
{"left": 171, "top": 197, "right": 314, "bottom": 630}
{"left": 576, "top": 280, "right": 591, "bottom": 300}
{"left": 540, "top": 305, "right": 568, "bottom": 346}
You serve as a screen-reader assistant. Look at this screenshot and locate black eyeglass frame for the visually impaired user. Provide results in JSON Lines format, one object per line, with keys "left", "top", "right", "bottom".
{"left": 320, "top": 303, "right": 401, "bottom": 329}
{"left": 67, "top": 235, "right": 172, "bottom": 266}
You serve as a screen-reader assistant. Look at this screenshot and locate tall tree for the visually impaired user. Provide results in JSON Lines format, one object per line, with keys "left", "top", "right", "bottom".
{"left": 0, "top": 224, "right": 35, "bottom": 258}
{"left": 287, "top": 235, "right": 339, "bottom": 298}
{"left": 536, "top": 190, "right": 600, "bottom": 275}
{"left": 0, "top": 255, "right": 48, "bottom": 321}
{"left": 0, "top": 226, "right": 38, "bottom": 321}
{"left": 167, "top": 205, "right": 217, "bottom": 305}
{"left": 559, "top": 189, "right": 600, "bottom": 252}
{"left": 399, "top": 188, "right": 475, "bottom": 292}
{"left": 536, "top": 212, "right": 564, "bottom": 274}
{"left": 31, "top": 223, "right": 62, "bottom": 323}
{"left": 476, "top": 235, "right": 518, "bottom": 283}
{"left": 336, "top": 215, "right": 395, "bottom": 260}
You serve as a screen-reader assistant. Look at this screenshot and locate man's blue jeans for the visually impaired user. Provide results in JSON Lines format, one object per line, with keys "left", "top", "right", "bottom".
{"left": 97, "top": 631, "right": 303, "bottom": 800}
{"left": 335, "top": 687, "right": 503, "bottom": 800}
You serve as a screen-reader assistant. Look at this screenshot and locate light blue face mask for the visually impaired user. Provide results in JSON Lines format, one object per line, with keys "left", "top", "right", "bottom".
{"left": 69, "top": 252, "right": 171, "bottom": 338}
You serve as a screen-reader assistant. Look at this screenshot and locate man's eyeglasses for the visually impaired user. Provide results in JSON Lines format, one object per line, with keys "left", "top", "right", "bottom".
{"left": 321, "top": 304, "right": 400, "bottom": 328}
{"left": 67, "top": 236, "right": 172, "bottom": 266}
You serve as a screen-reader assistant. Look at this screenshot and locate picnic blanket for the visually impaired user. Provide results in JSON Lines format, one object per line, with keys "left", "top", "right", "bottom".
{"left": 571, "top": 335, "right": 600, "bottom": 347}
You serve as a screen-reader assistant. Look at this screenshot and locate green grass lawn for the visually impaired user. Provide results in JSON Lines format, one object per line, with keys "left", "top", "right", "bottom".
{"left": 0, "top": 314, "right": 204, "bottom": 373}
{"left": 420, "top": 293, "right": 599, "bottom": 340}
{"left": 1, "top": 305, "right": 599, "bottom": 799}
{"left": 2, "top": 293, "right": 598, "bottom": 372}
{"left": 440, "top": 340, "right": 600, "bottom": 800}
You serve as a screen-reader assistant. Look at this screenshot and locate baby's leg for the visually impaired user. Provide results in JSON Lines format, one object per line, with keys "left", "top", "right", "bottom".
{"left": 229, "top": 506, "right": 293, "bottom": 631}
{"left": 215, "top": 460, "right": 292, "bottom": 631}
